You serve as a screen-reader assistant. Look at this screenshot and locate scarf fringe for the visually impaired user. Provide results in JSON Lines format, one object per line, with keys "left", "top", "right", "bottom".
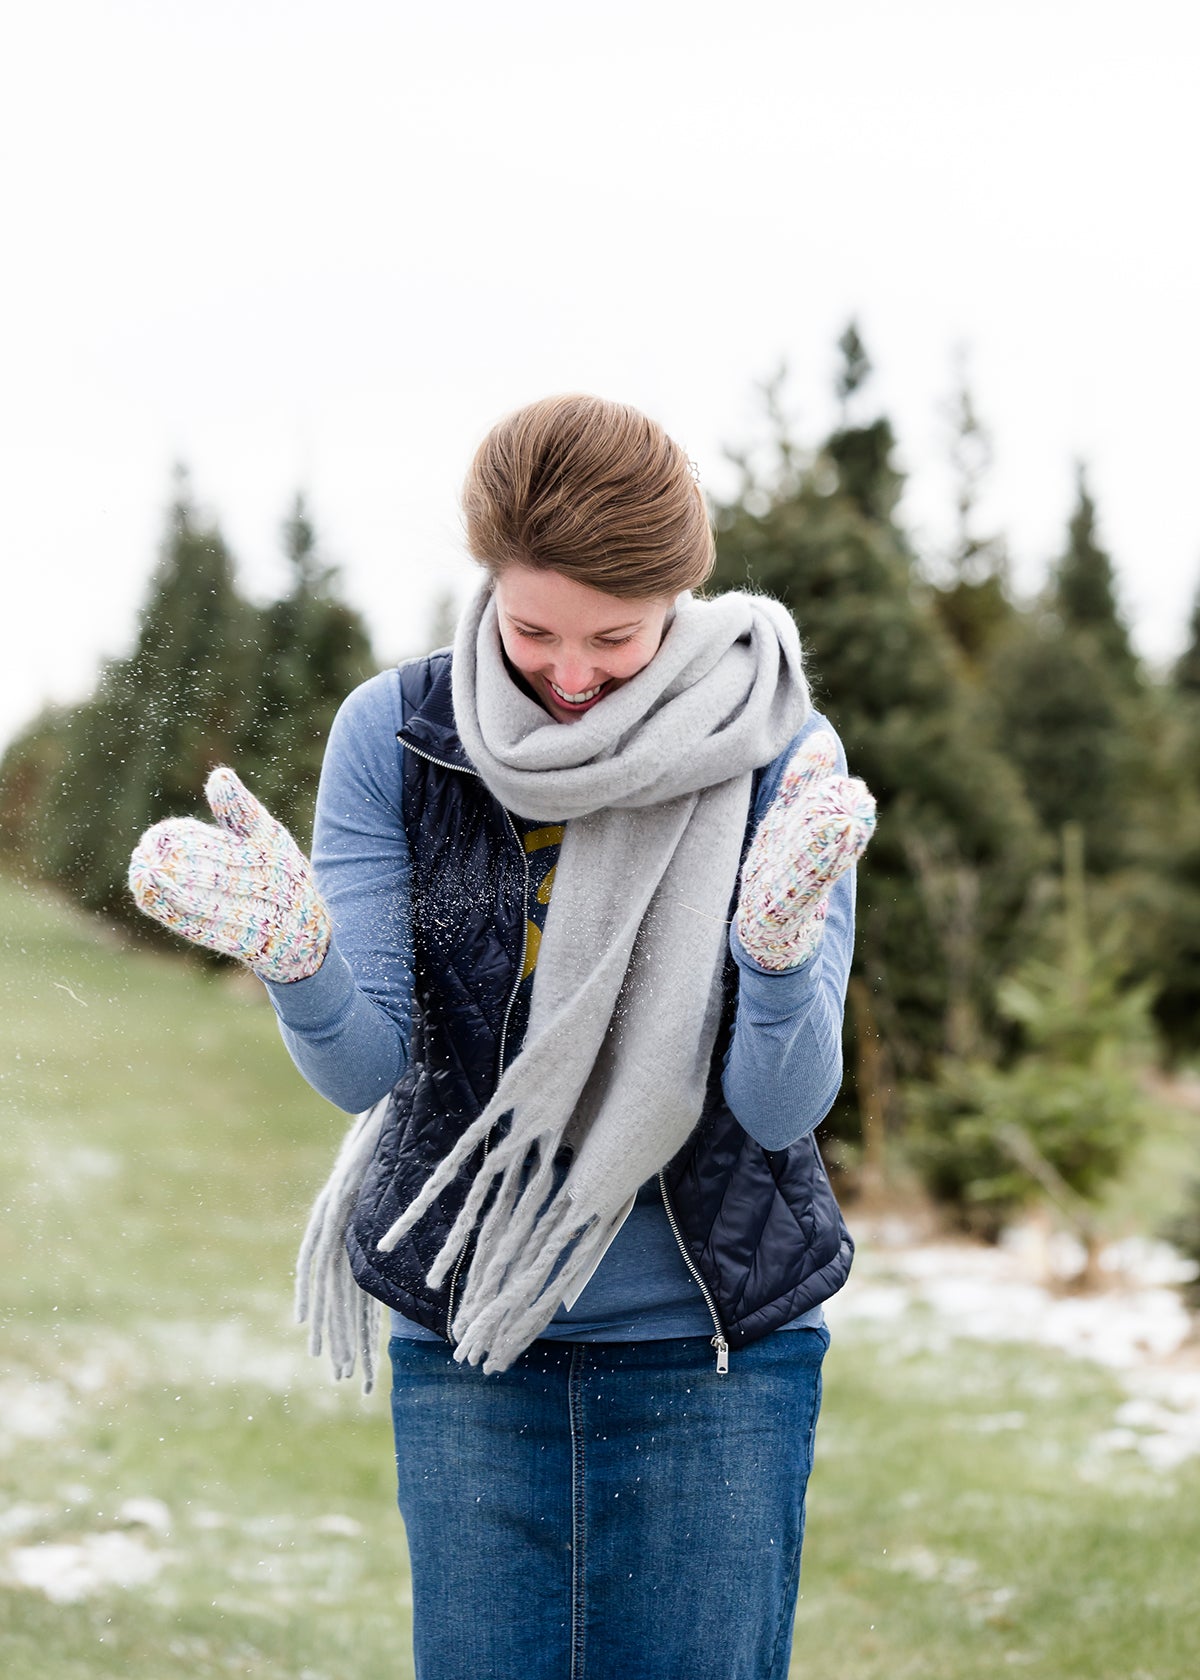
{"left": 374, "top": 1103, "right": 498, "bottom": 1253}
{"left": 295, "top": 1101, "right": 386, "bottom": 1393}
{"left": 453, "top": 1204, "right": 621, "bottom": 1374}
{"left": 454, "top": 1140, "right": 562, "bottom": 1316}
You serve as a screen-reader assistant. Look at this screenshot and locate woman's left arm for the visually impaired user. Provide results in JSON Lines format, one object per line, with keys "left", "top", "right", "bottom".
{"left": 721, "top": 716, "right": 866, "bottom": 1150}
{"left": 722, "top": 868, "right": 855, "bottom": 1150}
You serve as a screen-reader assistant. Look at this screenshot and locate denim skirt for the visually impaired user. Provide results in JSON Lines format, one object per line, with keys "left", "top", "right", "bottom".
{"left": 388, "top": 1326, "right": 829, "bottom": 1680}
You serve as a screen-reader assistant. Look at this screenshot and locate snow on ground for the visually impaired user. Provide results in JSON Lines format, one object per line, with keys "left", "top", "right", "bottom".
{"left": 0, "top": 1375, "right": 73, "bottom": 1453}
{"left": 6, "top": 1221, "right": 1197, "bottom": 1606}
{"left": 4, "top": 1530, "right": 172, "bottom": 1604}
{"left": 0, "top": 1501, "right": 176, "bottom": 1604}
{"left": 143, "top": 1317, "right": 314, "bottom": 1391}
{"left": 829, "top": 1218, "right": 1200, "bottom": 1470}
{"left": 1, "top": 1498, "right": 370, "bottom": 1606}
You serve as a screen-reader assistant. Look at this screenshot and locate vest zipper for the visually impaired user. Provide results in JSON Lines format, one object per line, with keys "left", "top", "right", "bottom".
{"left": 396, "top": 734, "right": 531, "bottom": 1343}
{"left": 657, "top": 1169, "right": 730, "bottom": 1374}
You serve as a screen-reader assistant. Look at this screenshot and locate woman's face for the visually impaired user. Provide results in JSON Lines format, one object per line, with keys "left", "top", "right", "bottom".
{"left": 493, "top": 565, "right": 675, "bottom": 723}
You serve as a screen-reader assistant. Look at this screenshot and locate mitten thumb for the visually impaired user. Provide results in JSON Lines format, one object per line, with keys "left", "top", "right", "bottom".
{"left": 205, "top": 766, "right": 275, "bottom": 842}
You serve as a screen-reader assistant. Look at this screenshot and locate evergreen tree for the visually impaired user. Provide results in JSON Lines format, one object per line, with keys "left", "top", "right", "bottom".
{"left": 713, "top": 351, "right": 1042, "bottom": 1171}
{"left": 932, "top": 365, "right": 1014, "bottom": 664}
{"left": 1174, "top": 572, "right": 1200, "bottom": 698}
{"left": 823, "top": 321, "right": 904, "bottom": 524}
{"left": 38, "top": 473, "right": 257, "bottom": 921}
{"left": 988, "top": 468, "right": 1150, "bottom": 875}
{"left": 2, "top": 476, "right": 376, "bottom": 933}
{"left": 1127, "top": 591, "right": 1200, "bottom": 1057}
{"left": 0, "top": 705, "right": 67, "bottom": 873}
{"left": 985, "top": 615, "right": 1125, "bottom": 862}
{"left": 234, "top": 493, "right": 375, "bottom": 842}
{"left": 1052, "top": 463, "right": 1138, "bottom": 682}
{"left": 908, "top": 828, "right": 1151, "bottom": 1239}
{"left": 835, "top": 319, "right": 872, "bottom": 418}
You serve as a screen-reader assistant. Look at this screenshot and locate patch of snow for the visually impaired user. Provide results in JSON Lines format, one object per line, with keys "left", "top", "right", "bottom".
{"left": 1099, "top": 1236, "right": 1199, "bottom": 1287}
{"left": 969, "top": 1411, "right": 1026, "bottom": 1433}
{"left": 4, "top": 1531, "right": 170, "bottom": 1603}
{"left": 830, "top": 1240, "right": 1193, "bottom": 1370}
{"left": 60, "top": 1145, "right": 121, "bottom": 1183}
{"left": 116, "top": 1497, "right": 171, "bottom": 1535}
{"left": 824, "top": 1282, "right": 910, "bottom": 1324}
{"left": 312, "top": 1514, "right": 363, "bottom": 1537}
{"left": 0, "top": 1376, "right": 72, "bottom": 1452}
{"left": 1091, "top": 1382, "right": 1200, "bottom": 1471}
{"left": 890, "top": 1545, "right": 979, "bottom": 1586}
{"left": 0, "top": 1503, "right": 53, "bottom": 1540}
{"left": 143, "top": 1319, "right": 309, "bottom": 1390}
{"left": 831, "top": 1223, "right": 1200, "bottom": 1467}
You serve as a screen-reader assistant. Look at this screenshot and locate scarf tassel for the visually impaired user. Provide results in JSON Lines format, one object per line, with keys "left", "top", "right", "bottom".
{"left": 295, "top": 1100, "right": 386, "bottom": 1392}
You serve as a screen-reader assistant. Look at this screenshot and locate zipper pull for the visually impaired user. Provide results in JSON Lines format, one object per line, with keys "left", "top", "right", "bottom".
{"left": 713, "top": 1335, "right": 730, "bottom": 1375}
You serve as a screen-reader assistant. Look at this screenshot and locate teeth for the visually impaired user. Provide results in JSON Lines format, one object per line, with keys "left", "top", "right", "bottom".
{"left": 550, "top": 681, "right": 604, "bottom": 704}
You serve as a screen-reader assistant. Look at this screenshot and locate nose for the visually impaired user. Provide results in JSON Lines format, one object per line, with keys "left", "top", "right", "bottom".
{"left": 549, "top": 655, "right": 599, "bottom": 695}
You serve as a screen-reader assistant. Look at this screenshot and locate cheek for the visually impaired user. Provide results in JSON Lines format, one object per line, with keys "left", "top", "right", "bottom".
{"left": 611, "top": 638, "right": 661, "bottom": 679}
{"left": 498, "top": 627, "right": 537, "bottom": 674}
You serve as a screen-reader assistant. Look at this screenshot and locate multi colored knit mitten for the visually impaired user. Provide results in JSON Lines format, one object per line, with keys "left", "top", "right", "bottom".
{"left": 128, "top": 768, "right": 331, "bottom": 983}
{"left": 735, "top": 731, "right": 876, "bottom": 971}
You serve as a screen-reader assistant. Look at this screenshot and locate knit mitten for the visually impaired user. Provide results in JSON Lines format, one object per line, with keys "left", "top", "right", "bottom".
{"left": 128, "top": 768, "right": 331, "bottom": 983}
{"left": 735, "top": 731, "right": 876, "bottom": 971}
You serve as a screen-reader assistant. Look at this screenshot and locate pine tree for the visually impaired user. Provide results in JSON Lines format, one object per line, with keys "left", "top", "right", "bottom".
{"left": 0, "top": 705, "right": 68, "bottom": 874}
{"left": 1052, "top": 463, "right": 1138, "bottom": 682}
{"left": 1133, "top": 566, "right": 1200, "bottom": 1057}
{"left": 1174, "top": 572, "right": 1200, "bottom": 698}
{"left": 234, "top": 492, "right": 375, "bottom": 843}
{"left": 988, "top": 467, "right": 1150, "bottom": 874}
{"left": 713, "top": 351, "right": 1042, "bottom": 1172}
{"left": 985, "top": 616, "right": 1124, "bottom": 861}
{"left": 39, "top": 472, "right": 257, "bottom": 921}
{"left": 908, "top": 827, "right": 1151, "bottom": 1239}
{"left": 6, "top": 477, "right": 376, "bottom": 932}
{"left": 835, "top": 319, "right": 872, "bottom": 418}
{"left": 932, "top": 365, "right": 1014, "bottom": 663}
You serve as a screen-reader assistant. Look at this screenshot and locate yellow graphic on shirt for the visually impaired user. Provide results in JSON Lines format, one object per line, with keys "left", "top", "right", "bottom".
{"left": 524, "top": 825, "right": 564, "bottom": 854}
{"left": 521, "top": 824, "right": 564, "bottom": 982}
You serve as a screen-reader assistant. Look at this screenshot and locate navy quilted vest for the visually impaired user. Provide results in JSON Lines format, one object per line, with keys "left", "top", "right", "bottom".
{"left": 346, "top": 651, "right": 853, "bottom": 1349}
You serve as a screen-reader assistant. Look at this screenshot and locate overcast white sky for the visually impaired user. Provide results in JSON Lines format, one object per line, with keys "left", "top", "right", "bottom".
{"left": 3, "top": 0, "right": 1198, "bottom": 753}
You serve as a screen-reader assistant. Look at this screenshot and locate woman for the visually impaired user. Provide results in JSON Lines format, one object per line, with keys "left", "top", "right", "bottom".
{"left": 130, "top": 394, "right": 875, "bottom": 1680}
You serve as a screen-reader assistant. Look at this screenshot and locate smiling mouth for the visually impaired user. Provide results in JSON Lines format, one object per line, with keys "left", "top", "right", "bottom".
{"left": 548, "top": 679, "right": 608, "bottom": 706}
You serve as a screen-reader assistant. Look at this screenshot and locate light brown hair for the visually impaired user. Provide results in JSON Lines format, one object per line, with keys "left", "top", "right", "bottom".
{"left": 462, "top": 394, "right": 714, "bottom": 599}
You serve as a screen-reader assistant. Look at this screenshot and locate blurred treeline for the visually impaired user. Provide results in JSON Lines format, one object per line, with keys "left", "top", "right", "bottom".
{"left": 3, "top": 328, "right": 1200, "bottom": 1248}
{"left": 0, "top": 471, "right": 376, "bottom": 926}
{"left": 708, "top": 328, "right": 1200, "bottom": 1250}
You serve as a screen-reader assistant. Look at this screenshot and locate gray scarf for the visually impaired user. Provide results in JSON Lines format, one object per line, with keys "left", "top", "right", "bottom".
{"left": 298, "top": 583, "right": 808, "bottom": 1384}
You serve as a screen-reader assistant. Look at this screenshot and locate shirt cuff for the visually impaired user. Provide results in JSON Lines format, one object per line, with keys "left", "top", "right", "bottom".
{"left": 729, "top": 916, "right": 823, "bottom": 977}
{"left": 261, "top": 939, "right": 361, "bottom": 1034}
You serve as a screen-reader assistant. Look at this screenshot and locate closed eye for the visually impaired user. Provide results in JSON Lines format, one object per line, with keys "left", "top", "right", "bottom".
{"left": 511, "top": 625, "right": 636, "bottom": 648}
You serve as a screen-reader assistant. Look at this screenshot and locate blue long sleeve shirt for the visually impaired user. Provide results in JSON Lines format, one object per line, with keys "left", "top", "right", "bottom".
{"left": 266, "top": 669, "right": 855, "bottom": 1339}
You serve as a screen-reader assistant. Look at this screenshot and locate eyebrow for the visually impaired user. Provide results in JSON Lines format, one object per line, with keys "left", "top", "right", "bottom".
{"left": 506, "top": 613, "right": 645, "bottom": 635}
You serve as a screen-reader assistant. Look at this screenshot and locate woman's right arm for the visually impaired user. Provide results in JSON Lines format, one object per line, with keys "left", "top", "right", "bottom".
{"left": 262, "top": 670, "right": 415, "bottom": 1113}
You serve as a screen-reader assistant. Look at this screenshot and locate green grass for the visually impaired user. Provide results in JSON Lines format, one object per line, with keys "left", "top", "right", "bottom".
{"left": 1, "top": 872, "right": 1198, "bottom": 1678}
{"left": 798, "top": 1329, "right": 1199, "bottom": 1679}
{"left": 0, "top": 876, "right": 406, "bottom": 1677}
